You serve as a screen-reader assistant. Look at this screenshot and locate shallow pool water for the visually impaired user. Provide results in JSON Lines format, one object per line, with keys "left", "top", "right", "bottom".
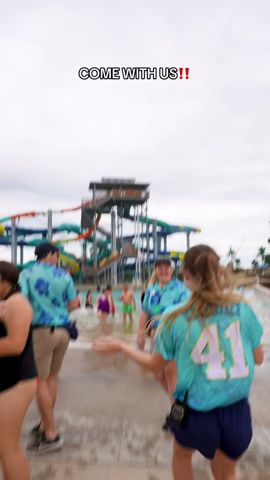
{"left": 73, "top": 286, "right": 270, "bottom": 343}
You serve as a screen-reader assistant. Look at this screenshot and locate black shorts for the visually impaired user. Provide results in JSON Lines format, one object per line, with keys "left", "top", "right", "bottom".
{"left": 171, "top": 398, "right": 252, "bottom": 460}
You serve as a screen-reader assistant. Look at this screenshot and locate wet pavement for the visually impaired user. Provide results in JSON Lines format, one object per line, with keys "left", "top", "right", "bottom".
{"left": 2, "top": 293, "right": 270, "bottom": 480}
{"left": 13, "top": 341, "right": 270, "bottom": 480}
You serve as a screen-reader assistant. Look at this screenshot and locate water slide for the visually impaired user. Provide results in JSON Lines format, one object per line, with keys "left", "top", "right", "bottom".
{"left": 123, "top": 213, "right": 200, "bottom": 234}
{"left": 0, "top": 193, "right": 199, "bottom": 275}
{"left": 0, "top": 216, "right": 102, "bottom": 275}
{"left": 86, "top": 213, "right": 194, "bottom": 269}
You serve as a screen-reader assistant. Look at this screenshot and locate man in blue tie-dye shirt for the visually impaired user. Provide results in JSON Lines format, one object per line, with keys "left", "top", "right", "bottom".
{"left": 19, "top": 242, "right": 79, "bottom": 454}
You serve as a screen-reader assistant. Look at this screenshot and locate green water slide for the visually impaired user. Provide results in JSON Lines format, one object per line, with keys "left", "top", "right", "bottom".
{"left": 123, "top": 213, "right": 200, "bottom": 235}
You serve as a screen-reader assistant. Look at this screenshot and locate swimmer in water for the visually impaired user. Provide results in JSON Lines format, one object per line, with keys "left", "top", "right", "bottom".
{"left": 120, "top": 284, "right": 136, "bottom": 324}
{"left": 96, "top": 288, "right": 112, "bottom": 321}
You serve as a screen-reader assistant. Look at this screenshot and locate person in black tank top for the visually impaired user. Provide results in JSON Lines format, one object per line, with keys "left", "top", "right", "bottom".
{"left": 0, "top": 261, "right": 37, "bottom": 480}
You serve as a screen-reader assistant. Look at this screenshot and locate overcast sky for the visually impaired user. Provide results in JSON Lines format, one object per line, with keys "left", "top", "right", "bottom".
{"left": 0, "top": 0, "right": 269, "bottom": 266}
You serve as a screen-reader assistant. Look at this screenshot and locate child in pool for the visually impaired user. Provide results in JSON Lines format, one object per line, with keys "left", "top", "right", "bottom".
{"left": 96, "top": 288, "right": 112, "bottom": 321}
{"left": 85, "top": 290, "right": 93, "bottom": 308}
{"left": 120, "top": 284, "right": 136, "bottom": 324}
{"left": 106, "top": 285, "right": 116, "bottom": 317}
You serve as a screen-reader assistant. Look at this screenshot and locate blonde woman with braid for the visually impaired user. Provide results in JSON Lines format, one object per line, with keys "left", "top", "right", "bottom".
{"left": 94, "top": 245, "right": 264, "bottom": 480}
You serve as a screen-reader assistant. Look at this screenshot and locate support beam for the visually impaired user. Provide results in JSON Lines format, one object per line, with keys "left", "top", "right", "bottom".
{"left": 164, "top": 235, "right": 167, "bottom": 253}
{"left": 146, "top": 222, "right": 150, "bottom": 278}
{"left": 153, "top": 221, "right": 158, "bottom": 260}
{"left": 157, "top": 236, "right": 161, "bottom": 255}
{"left": 82, "top": 241, "right": 87, "bottom": 268}
{"left": 47, "top": 210, "right": 53, "bottom": 240}
{"left": 111, "top": 210, "right": 117, "bottom": 285}
{"left": 93, "top": 186, "right": 97, "bottom": 271}
{"left": 20, "top": 245, "right": 24, "bottom": 265}
{"left": 11, "top": 218, "right": 17, "bottom": 264}
{"left": 186, "top": 232, "right": 190, "bottom": 250}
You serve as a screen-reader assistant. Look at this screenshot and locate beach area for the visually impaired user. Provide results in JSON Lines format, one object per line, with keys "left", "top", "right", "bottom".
{"left": 8, "top": 284, "right": 270, "bottom": 480}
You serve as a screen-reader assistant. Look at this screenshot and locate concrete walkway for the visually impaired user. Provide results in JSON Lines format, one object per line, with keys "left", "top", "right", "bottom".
{"left": 5, "top": 344, "right": 270, "bottom": 480}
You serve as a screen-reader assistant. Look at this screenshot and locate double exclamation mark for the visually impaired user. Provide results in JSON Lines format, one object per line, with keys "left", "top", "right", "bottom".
{"left": 179, "top": 68, "right": 189, "bottom": 79}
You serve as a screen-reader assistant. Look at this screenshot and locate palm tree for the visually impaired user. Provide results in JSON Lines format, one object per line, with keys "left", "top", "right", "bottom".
{"left": 227, "top": 247, "right": 236, "bottom": 268}
{"left": 257, "top": 247, "right": 266, "bottom": 268}
{"left": 251, "top": 259, "right": 259, "bottom": 269}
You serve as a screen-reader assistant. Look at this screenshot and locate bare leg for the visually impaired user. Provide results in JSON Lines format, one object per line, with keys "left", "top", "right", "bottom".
{"left": 36, "top": 379, "right": 57, "bottom": 439}
{"left": 98, "top": 311, "right": 108, "bottom": 333}
{"left": 172, "top": 440, "right": 194, "bottom": 480}
{"left": 37, "top": 375, "right": 58, "bottom": 432}
{"left": 47, "top": 375, "right": 58, "bottom": 408}
{"left": 211, "top": 449, "right": 237, "bottom": 480}
{"left": 0, "top": 379, "right": 36, "bottom": 480}
{"left": 123, "top": 313, "right": 127, "bottom": 324}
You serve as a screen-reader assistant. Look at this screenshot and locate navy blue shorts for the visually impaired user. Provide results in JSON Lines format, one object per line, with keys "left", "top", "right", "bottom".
{"left": 170, "top": 398, "right": 252, "bottom": 460}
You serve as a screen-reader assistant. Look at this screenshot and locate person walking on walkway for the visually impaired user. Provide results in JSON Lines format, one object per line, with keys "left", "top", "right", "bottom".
{"left": 19, "top": 242, "right": 80, "bottom": 454}
{"left": 94, "top": 245, "right": 264, "bottom": 480}
{"left": 0, "top": 261, "right": 37, "bottom": 479}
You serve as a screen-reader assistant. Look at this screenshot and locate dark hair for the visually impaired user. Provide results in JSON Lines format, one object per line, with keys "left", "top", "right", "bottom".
{"left": 106, "top": 284, "right": 112, "bottom": 291}
{"left": 0, "top": 261, "right": 19, "bottom": 286}
{"left": 34, "top": 242, "right": 59, "bottom": 261}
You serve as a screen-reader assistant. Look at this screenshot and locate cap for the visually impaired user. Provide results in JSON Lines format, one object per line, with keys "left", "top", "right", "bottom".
{"left": 155, "top": 256, "right": 172, "bottom": 267}
{"left": 34, "top": 242, "right": 59, "bottom": 260}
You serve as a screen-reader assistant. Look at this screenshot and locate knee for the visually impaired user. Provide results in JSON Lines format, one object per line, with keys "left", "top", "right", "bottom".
{"left": 37, "top": 378, "right": 47, "bottom": 389}
{"left": 211, "top": 463, "right": 236, "bottom": 480}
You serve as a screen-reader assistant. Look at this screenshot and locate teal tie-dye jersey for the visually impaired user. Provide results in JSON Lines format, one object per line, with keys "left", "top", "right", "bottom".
{"left": 154, "top": 302, "right": 263, "bottom": 411}
{"left": 19, "top": 263, "right": 77, "bottom": 327}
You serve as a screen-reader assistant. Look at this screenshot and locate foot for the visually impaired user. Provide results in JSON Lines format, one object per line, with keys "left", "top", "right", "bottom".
{"left": 30, "top": 421, "right": 44, "bottom": 438}
{"left": 27, "top": 433, "right": 63, "bottom": 454}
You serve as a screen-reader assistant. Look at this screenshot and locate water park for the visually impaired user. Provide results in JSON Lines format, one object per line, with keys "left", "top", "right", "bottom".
{"left": 1, "top": 180, "right": 270, "bottom": 480}
{"left": 0, "top": 178, "right": 200, "bottom": 285}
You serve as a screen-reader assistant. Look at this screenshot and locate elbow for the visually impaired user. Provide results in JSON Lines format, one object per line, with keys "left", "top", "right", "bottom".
{"left": 10, "top": 342, "right": 26, "bottom": 356}
{"left": 255, "top": 354, "right": 264, "bottom": 366}
{"left": 254, "top": 347, "right": 264, "bottom": 366}
{"left": 68, "top": 299, "right": 80, "bottom": 311}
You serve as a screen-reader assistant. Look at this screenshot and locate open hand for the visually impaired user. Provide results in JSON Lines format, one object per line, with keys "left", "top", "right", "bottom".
{"left": 93, "top": 337, "right": 125, "bottom": 354}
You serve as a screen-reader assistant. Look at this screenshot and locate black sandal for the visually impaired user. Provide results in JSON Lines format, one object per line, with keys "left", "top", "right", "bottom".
{"left": 30, "top": 421, "right": 44, "bottom": 436}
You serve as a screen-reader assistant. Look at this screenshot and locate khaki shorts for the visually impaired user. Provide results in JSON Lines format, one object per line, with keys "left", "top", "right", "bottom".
{"left": 32, "top": 328, "right": 70, "bottom": 379}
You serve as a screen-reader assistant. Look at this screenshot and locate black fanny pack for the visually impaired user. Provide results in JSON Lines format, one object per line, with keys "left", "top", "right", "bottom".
{"left": 64, "top": 321, "right": 79, "bottom": 340}
{"left": 169, "top": 392, "right": 189, "bottom": 426}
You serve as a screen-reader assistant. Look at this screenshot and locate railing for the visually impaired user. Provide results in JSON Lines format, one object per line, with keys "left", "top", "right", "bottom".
{"left": 82, "top": 189, "right": 149, "bottom": 211}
